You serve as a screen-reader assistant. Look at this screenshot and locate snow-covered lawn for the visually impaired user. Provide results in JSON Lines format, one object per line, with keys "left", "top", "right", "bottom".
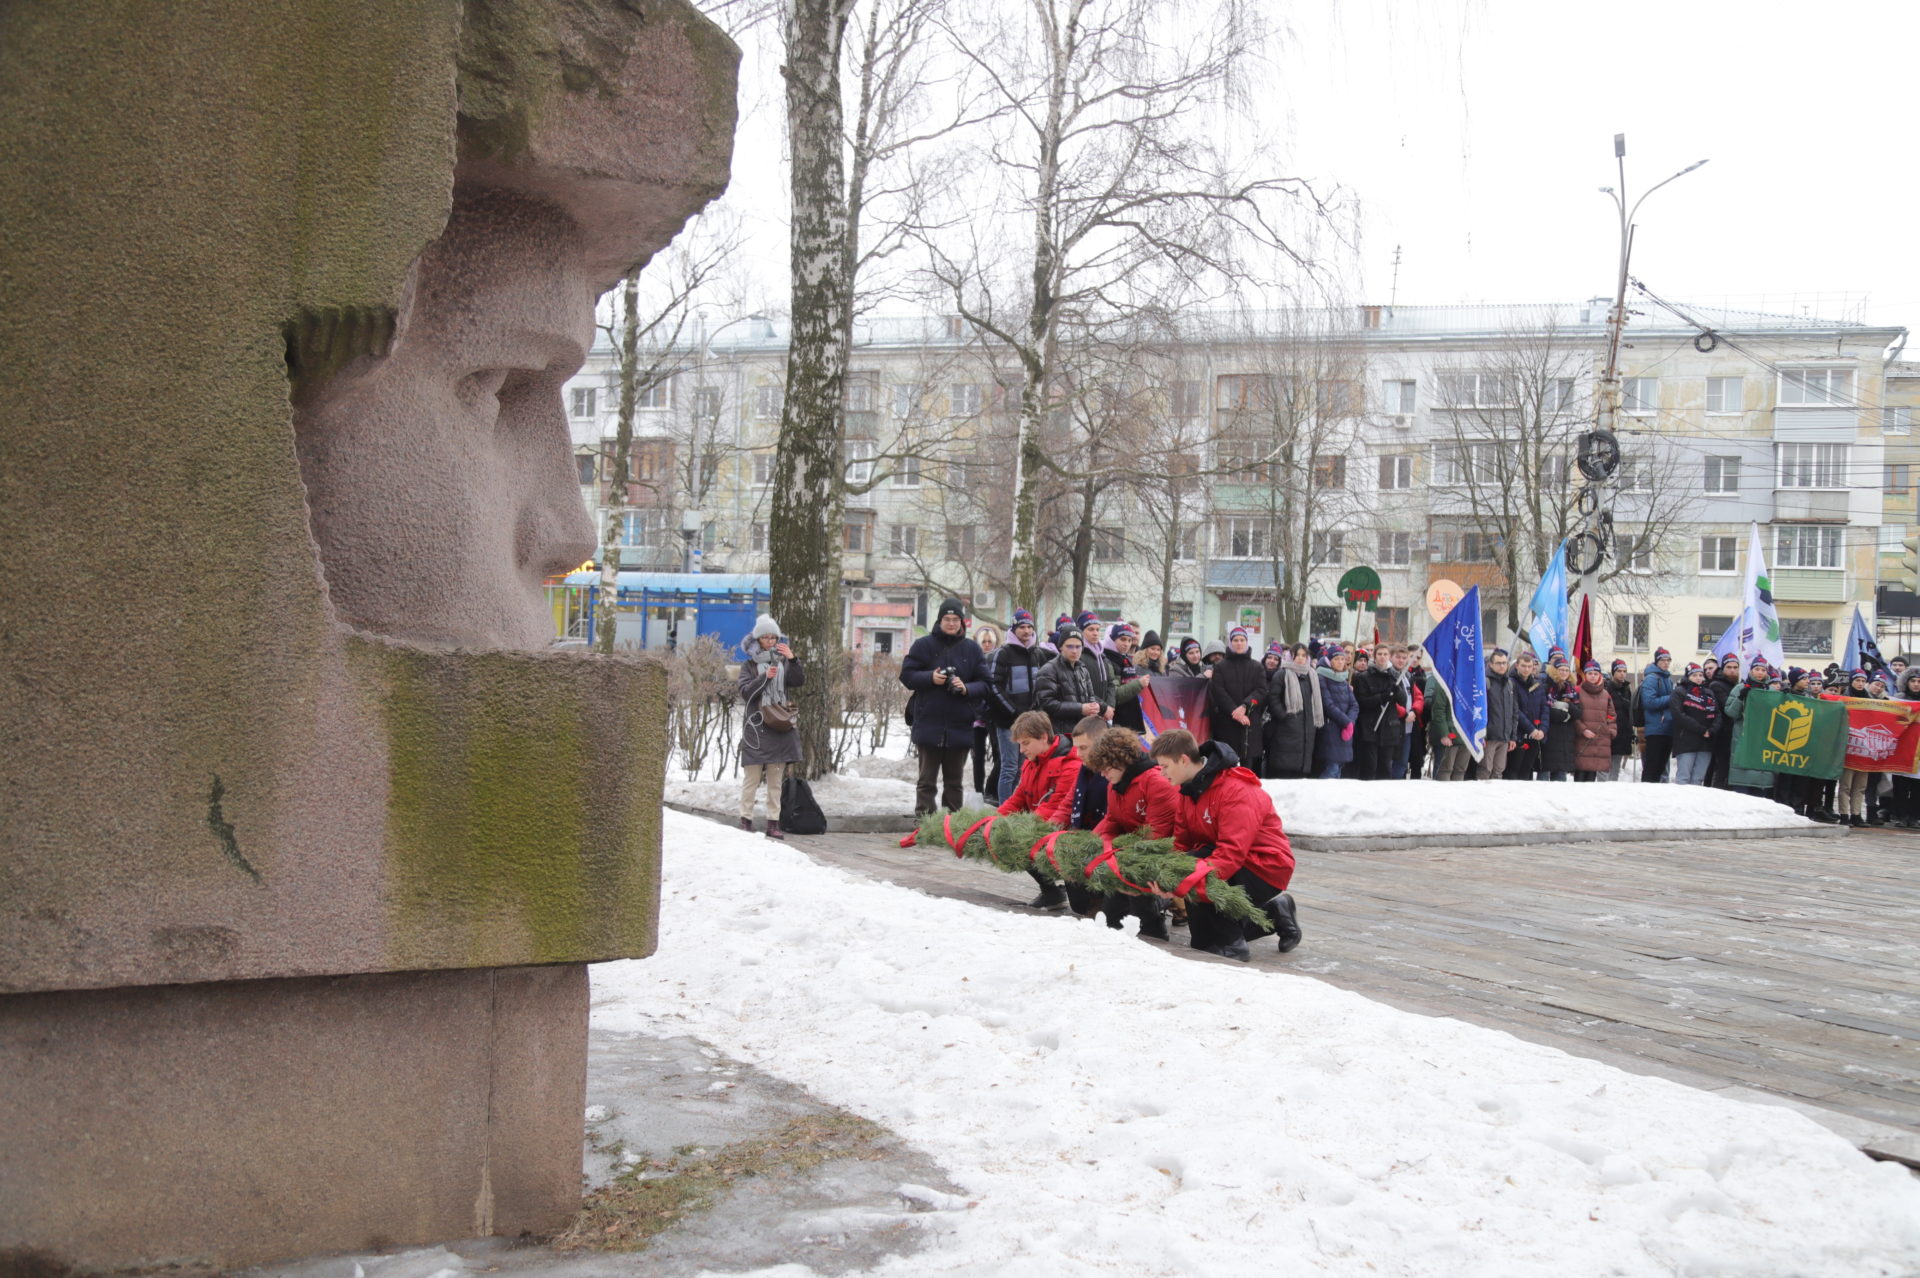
{"left": 1266, "top": 778, "right": 1814, "bottom": 839}
{"left": 593, "top": 812, "right": 1920, "bottom": 1276}
{"left": 667, "top": 771, "right": 949, "bottom": 819}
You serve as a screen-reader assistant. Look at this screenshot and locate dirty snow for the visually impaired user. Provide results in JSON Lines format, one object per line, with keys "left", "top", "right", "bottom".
{"left": 1265, "top": 778, "right": 1813, "bottom": 838}
{"left": 589, "top": 811, "right": 1920, "bottom": 1276}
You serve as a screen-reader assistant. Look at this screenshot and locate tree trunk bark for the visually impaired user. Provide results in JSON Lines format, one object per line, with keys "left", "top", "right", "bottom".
{"left": 772, "top": 0, "right": 855, "bottom": 780}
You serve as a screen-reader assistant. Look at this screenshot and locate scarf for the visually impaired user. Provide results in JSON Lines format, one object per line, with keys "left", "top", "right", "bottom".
{"left": 1282, "top": 664, "right": 1325, "bottom": 727}
{"left": 751, "top": 648, "right": 789, "bottom": 706}
{"left": 1317, "top": 666, "right": 1351, "bottom": 684}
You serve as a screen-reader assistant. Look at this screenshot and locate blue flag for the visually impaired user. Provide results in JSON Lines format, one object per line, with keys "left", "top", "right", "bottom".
{"left": 1423, "top": 585, "right": 1489, "bottom": 761}
{"left": 1712, "top": 611, "right": 1744, "bottom": 664}
{"left": 1523, "top": 541, "right": 1569, "bottom": 661}
{"left": 1841, "top": 605, "right": 1887, "bottom": 678}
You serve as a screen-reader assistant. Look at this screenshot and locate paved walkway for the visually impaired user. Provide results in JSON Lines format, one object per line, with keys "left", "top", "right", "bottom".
{"left": 789, "top": 822, "right": 1920, "bottom": 1166}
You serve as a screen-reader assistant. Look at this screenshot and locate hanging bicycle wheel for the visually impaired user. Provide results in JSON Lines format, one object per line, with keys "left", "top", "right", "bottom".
{"left": 1566, "top": 530, "right": 1608, "bottom": 576}
{"left": 1576, "top": 486, "right": 1600, "bottom": 516}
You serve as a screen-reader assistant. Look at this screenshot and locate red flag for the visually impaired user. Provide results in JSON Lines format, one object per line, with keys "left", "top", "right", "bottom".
{"left": 1571, "top": 594, "right": 1593, "bottom": 671}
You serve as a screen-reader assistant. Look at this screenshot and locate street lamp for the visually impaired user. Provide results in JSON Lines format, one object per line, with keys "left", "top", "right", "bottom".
{"left": 1597, "top": 135, "right": 1709, "bottom": 420}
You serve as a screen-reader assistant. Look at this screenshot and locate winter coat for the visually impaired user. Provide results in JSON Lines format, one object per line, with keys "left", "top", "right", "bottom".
{"left": 1262, "top": 666, "right": 1320, "bottom": 777}
{"left": 1069, "top": 766, "right": 1108, "bottom": 830}
{"left": 1723, "top": 679, "right": 1776, "bottom": 790}
{"left": 1172, "top": 742, "right": 1296, "bottom": 893}
{"left": 1510, "top": 673, "right": 1550, "bottom": 773}
{"left": 1095, "top": 755, "right": 1182, "bottom": 839}
{"left": 1032, "top": 651, "right": 1104, "bottom": 736}
{"left": 1671, "top": 679, "right": 1721, "bottom": 756}
{"left": 900, "top": 629, "right": 987, "bottom": 750}
{"left": 984, "top": 637, "right": 1044, "bottom": 729}
{"left": 1572, "top": 681, "right": 1617, "bottom": 773}
{"left": 1543, "top": 677, "right": 1580, "bottom": 773}
{"left": 1706, "top": 674, "right": 1737, "bottom": 759}
{"left": 1608, "top": 679, "right": 1635, "bottom": 756}
{"left": 1353, "top": 665, "right": 1408, "bottom": 744}
{"left": 1315, "top": 669, "right": 1359, "bottom": 766}
{"left": 1207, "top": 651, "right": 1269, "bottom": 762}
{"left": 1484, "top": 669, "right": 1519, "bottom": 746}
{"left": 996, "top": 735, "right": 1079, "bottom": 824}
{"left": 1102, "top": 647, "right": 1148, "bottom": 732}
{"left": 1425, "top": 671, "right": 1461, "bottom": 751}
{"left": 1639, "top": 662, "right": 1675, "bottom": 736}
{"left": 737, "top": 655, "right": 807, "bottom": 767}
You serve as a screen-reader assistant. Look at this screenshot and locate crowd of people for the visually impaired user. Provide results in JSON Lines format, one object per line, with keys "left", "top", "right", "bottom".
{"left": 894, "top": 599, "right": 1920, "bottom": 831}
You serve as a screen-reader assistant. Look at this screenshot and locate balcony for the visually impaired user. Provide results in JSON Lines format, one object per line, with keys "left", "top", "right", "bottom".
{"left": 1771, "top": 568, "right": 1846, "bottom": 603}
{"left": 842, "top": 550, "right": 873, "bottom": 583}
{"left": 1772, "top": 489, "right": 1850, "bottom": 522}
{"left": 1207, "top": 559, "right": 1282, "bottom": 591}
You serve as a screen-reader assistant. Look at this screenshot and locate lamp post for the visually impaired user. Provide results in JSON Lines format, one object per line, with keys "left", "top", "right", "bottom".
{"left": 1596, "top": 136, "right": 1708, "bottom": 437}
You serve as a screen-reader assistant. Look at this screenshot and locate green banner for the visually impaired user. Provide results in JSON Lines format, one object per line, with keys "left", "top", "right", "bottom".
{"left": 1731, "top": 691, "right": 1847, "bottom": 780}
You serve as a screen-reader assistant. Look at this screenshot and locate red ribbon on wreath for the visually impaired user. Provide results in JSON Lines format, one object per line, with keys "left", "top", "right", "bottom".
{"left": 1174, "top": 857, "right": 1214, "bottom": 903}
{"left": 1083, "top": 835, "right": 1151, "bottom": 894}
{"left": 947, "top": 813, "right": 997, "bottom": 860}
{"left": 1027, "top": 830, "right": 1064, "bottom": 876}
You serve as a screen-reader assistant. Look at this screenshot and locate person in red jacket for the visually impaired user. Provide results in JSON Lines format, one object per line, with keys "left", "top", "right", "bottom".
{"left": 1083, "top": 728, "right": 1177, "bottom": 941}
{"left": 1148, "top": 730, "right": 1302, "bottom": 960}
{"left": 999, "top": 710, "right": 1081, "bottom": 908}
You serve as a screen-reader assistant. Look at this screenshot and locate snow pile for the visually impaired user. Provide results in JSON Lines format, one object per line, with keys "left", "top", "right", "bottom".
{"left": 1266, "top": 778, "right": 1813, "bottom": 838}
{"left": 593, "top": 813, "right": 1920, "bottom": 1276}
{"left": 668, "top": 773, "right": 922, "bottom": 818}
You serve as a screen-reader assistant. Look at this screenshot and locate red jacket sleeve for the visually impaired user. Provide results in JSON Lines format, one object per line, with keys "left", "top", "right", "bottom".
{"left": 1142, "top": 769, "right": 1181, "bottom": 839}
{"left": 997, "top": 752, "right": 1042, "bottom": 815}
{"left": 1035, "top": 753, "right": 1079, "bottom": 825}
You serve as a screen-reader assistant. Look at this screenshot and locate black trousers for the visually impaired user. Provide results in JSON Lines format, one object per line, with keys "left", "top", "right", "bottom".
{"left": 1640, "top": 734, "right": 1672, "bottom": 783}
{"left": 1187, "top": 865, "right": 1283, "bottom": 953}
{"left": 972, "top": 724, "right": 997, "bottom": 800}
{"left": 915, "top": 745, "right": 969, "bottom": 814}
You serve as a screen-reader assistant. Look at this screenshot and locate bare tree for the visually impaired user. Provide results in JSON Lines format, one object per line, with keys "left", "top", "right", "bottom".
{"left": 926, "top": 0, "right": 1326, "bottom": 611}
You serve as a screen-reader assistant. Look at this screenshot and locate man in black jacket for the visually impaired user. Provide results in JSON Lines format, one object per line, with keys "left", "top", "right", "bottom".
{"left": 985, "top": 608, "right": 1044, "bottom": 801}
{"left": 1206, "top": 627, "right": 1267, "bottom": 772}
{"left": 1351, "top": 649, "right": 1409, "bottom": 780}
{"left": 899, "top": 597, "right": 987, "bottom": 815}
{"left": 1479, "top": 648, "right": 1518, "bottom": 780}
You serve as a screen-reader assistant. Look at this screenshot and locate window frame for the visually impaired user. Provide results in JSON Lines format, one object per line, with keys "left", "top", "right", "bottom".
{"left": 1698, "top": 535, "right": 1737, "bottom": 574}
{"left": 1613, "top": 613, "right": 1650, "bottom": 650}
{"left": 1217, "top": 516, "right": 1271, "bottom": 560}
{"left": 1377, "top": 529, "right": 1411, "bottom": 566}
{"left": 1774, "top": 523, "right": 1843, "bottom": 570}
{"left": 1705, "top": 376, "right": 1743, "bottom": 415}
{"left": 569, "top": 386, "right": 598, "bottom": 419}
{"left": 1309, "top": 529, "right": 1345, "bottom": 567}
{"left": 1704, "top": 455, "right": 1740, "bottom": 494}
{"left": 1621, "top": 377, "right": 1659, "bottom": 417}
{"left": 1378, "top": 454, "right": 1413, "bottom": 490}
{"left": 1776, "top": 442, "right": 1848, "bottom": 490}
{"left": 1778, "top": 368, "right": 1853, "bottom": 407}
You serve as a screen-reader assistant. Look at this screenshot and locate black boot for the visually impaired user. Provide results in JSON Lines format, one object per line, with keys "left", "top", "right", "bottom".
{"left": 1203, "top": 937, "right": 1251, "bottom": 962}
{"left": 1849, "top": 814, "right": 1867, "bottom": 828}
{"left": 1264, "top": 892, "right": 1303, "bottom": 953}
{"left": 1137, "top": 901, "right": 1171, "bottom": 942}
{"left": 1025, "top": 868, "right": 1067, "bottom": 910}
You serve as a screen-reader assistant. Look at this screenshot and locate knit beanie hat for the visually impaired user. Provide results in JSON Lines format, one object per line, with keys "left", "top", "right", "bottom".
{"left": 1076, "top": 611, "right": 1100, "bottom": 629}
{"left": 1180, "top": 637, "right": 1201, "bottom": 656}
{"left": 1266, "top": 640, "right": 1287, "bottom": 656}
{"left": 1685, "top": 662, "right": 1703, "bottom": 676}
{"left": 1323, "top": 642, "right": 1345, "bottom": 658}
{"left": 1654, "top": 647, "right": 1671, "bottom": 661}
{"left": 1055, "top": 613, "right": 1073, "bottom": 630}
{"left": 1547, "top": 646, "right": 1569, "bottom": 668}
{"left": 750, "top": 614, "right": 780, "bottom": 640}
{"left": 1228, "top": 626, "right": 1249, "bottom": 642}
{"left": 936, "top": 597, "right": 967, "bottom": 624}
{"left": 1583, "top": 659, "right": 1602, "bottom": 674}
{"left": 1011, "top": 608, "right": 1036, "bottom": 629}
{"left": 1611, "top": 658, "right": 1628, "bottom": 672}
{"left": 1109, "top": 622, "right": 1138, "bottom": 641}
{"left": 1142, "top": 630, "right": 1163, "bottom": 650}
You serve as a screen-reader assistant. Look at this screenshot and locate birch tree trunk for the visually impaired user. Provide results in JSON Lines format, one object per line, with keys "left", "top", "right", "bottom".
{"left": 595, "top": 268, "right": 642, "bottom": 654}
{"left": 772, "top": 0, "right": 855, "bottom": 780}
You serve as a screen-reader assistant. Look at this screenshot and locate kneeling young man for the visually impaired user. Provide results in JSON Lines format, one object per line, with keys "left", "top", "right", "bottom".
{"left": 999, "top": 710, "right": 1081, "bottom": 908}
{"left": 1148, "top": 731, "right": 1302, "bottom": 960}
{"left": 1083, "top": 727, "right": 1177, "bottom": 940}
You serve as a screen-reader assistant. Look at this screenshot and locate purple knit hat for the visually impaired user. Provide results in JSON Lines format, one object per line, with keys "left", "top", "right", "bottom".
{"left": 1011, "top": 608, "right": 1036, "bottom": 628}
{"left": 1228, "top": 626, "right": 1249, "bottom": 642}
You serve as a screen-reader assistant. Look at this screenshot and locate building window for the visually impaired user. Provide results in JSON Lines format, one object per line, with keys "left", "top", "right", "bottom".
{"left": 1705, "top": 377, "right": 1743, "bottom": 414}
{"left": 1215, "top": 373, "right": 1274, "bottom": 413}
{"left": 946, "top": 456, "right": 971, "bottom": 490}
{"left": 1613, "top": 613, "right": 1650, "bottom": 650}
{"left": 630, "top": 442, "right": 668, "bottom": 484}
{"left": 1777, "top": 443, "right": 1847, "bottom": 489}
{"left": 1774, "top": 523, "right": 1842, "bottom": 569}
{"left": 1375, "top": 606, "right": 1408, "bottom": 644}
{"left": 945, "top": 523, "right": 977, "bottom": 561}
{"left": 754, "top": 384, "right": 784, "bottom": 420}
{"left": 1173, "top": 525, "right": 1200, "bottom": 562}
{"left": 637, "top": 380, "right": 671, "bottom": 410}
{"left": 842, "top": 439, "right": 875, "bottom": 486}
{"left": 1309, "top": 605, "right": 1342, "bottom": 637}
{"left": 690, "top": 386, "right": 722, "bottom": 419}
{"left": 1699, "top": 535, "right": 1737, "bottom": 573}
{"left": 750, "top": 522, "right": 768, "bottom": 553}
{"left": 1434, "top": 441, "right": 1503, "bottom": 486}
{"left": 891, "top": 454, "right": 922, "bottom": 488}
{"left": 1885, "top": 463, "right": 1911, "bottom": 495}
{"left": 699, "top": 453, "right": 720, "bottom": 491}
{"left": 617, "top": 509, "right": 663, "bottom": 548}
{"left": 1215, "top": 425, "right": 1273, "bottom": 482}
{"left": 891, "top": 383, "right": 919, "bottom": 419}
{"left": 1697, "top": 615, "right": 1734, "bottom": 650}
{"left": 1704, "top": 456, "right": 1740, "bottom": 493}
{"left": 1614, "top": 453, "right": 1653, "bottom": 493}
{"left": 1309, "top": 530, "right": 1345, "bottom": 566}
{"left": 1316, "top": 380, "right": 1361, "bottom": 415}
{"left": 888, "top": 524, "right": 918, "bottom": 557}
{"left": 1377, "top": 530, "right": 1411, "bottom": 566}
{"left": 1171, "top": 381, "right": 1205, "bottom": 417}
{"left": 752, "top": 451, "right": 775, "bottom": 487}
{"left": 1382, "top": 379, "right": 1416, "bottom": 413}
{"left": 570, "top": 387, "right": 597, "bottom": 418}
{"left": 1615, "top": 533, "right": 1653, "bottom": 571}
{"left": 1782, "top": 618, "right": 1834, "bottom": 655}
{"left": 1542, "top": 453, "right": 1571, "bottom": 487}
{"left": 1779, "top": 368, "right": 1853, "bottom": 406}
{"left": 575, "top": 453, "right": 597, "bottom": 485}
{"left": 1166, "top": 602, "right": 1194, "bottom": 632}
{"left": 1621, "top": 377, "right": 1658, "bottom": 416}
{"left": 1377, "top": 455, "right": 1412, "bottom": 490}
{"left": 1885, "top": 406, "right": 1913, "bottom": 434}
{"left": 949, "top": 382, "right": 983, "bottom": 416}
{"left": 1437, "top": 371, "right": 1510, "bottom": 408}
{"left": 1548, "top": 378, "right": 1578, "bottom": 413}
{"left": 845, "top": 375, "right": 877, "bottom": 413}
{"left": 1218, "top": 517, "right": 1270, "bottom": 558}
{"left": 843, "top": 518, "right": 871, "bottom": 553}
{"left": 1312, "top": 454, "right": 1347, "bottom": 489}
{"left": 1091, "top": 526, "right": 1126, "bottom": 561}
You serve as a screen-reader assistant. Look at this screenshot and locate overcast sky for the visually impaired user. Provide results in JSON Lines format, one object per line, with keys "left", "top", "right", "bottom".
{"left": 711, "top": 0, "right": 1920, "bottom": 334}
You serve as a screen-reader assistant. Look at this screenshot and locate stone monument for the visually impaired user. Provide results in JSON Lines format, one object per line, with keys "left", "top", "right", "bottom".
{"left": 0, "top": 0, "right": 735, "bottom": 1266}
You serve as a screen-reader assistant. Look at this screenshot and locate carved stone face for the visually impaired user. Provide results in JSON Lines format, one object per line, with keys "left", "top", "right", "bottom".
{"left": 294, "top": 187, "right": 597, "bottom": 651}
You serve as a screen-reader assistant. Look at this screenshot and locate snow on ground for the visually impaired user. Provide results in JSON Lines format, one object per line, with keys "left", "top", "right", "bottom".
{"left": 593, "top": 812, "right": 1920, "bottom": 1277}
{"left": 668, "top": 771, "right": 964, "bottom": 819}
{"left": 1265, "top": 778, "right": 1813, "bottom": 838}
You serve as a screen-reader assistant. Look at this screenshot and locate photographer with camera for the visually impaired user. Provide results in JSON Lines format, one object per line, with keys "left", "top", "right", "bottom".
{"left": 900, "top": 597, "right": 988, "bottom": 816}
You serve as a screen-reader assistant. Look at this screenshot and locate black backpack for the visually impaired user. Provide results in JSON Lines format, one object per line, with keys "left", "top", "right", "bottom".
{"left": 779, "top": 775, "right": 827, "bottom": 835}
{"left": 1630, "top": 686, "right": 1645, "bottom": 728}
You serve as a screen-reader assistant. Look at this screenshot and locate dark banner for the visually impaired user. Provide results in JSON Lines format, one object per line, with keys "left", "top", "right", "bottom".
{"left": 1141, "top": 674, "right": 1211, "bottom": 745}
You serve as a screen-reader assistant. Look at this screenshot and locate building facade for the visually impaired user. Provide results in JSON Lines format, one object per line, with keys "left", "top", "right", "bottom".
{"left": 564, "top": 300, "right": 1913, "bottom": 664}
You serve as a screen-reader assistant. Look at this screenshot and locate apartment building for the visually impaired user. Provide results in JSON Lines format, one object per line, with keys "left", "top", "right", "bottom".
{"left": 563, "top": 299, "right": 1910, "bottom": 663}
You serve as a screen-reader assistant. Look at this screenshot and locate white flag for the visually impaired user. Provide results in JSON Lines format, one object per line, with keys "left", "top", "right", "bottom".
{"left": 1742, "top": 523, "right": 1785, "bottom": 670}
